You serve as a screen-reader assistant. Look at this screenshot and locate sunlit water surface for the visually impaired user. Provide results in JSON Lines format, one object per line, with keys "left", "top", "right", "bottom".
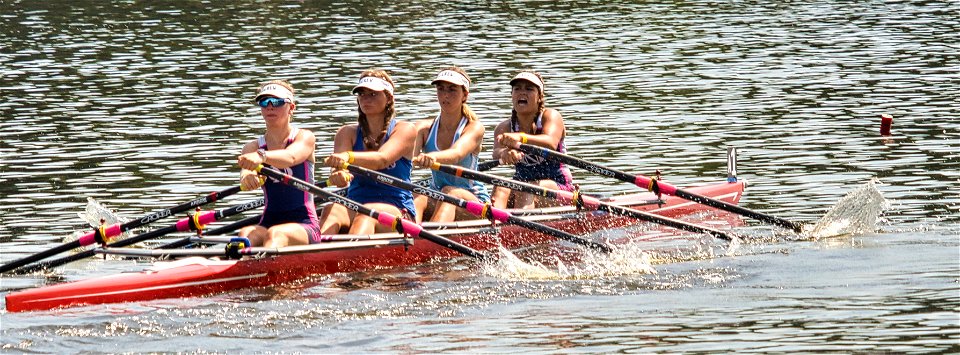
{"left": 1, "top": 0, "right": 957, "bottom": 353}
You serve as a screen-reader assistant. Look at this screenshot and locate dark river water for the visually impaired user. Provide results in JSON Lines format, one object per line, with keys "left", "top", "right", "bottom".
{"left": 1, "top": 0, "right": 957, "bottom": 353}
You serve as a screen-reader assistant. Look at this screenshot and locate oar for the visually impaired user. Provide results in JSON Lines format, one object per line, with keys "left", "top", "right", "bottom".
{"left": 14, "top": 198, "right": 266, "bottom": 274}
{"left": 432, "top": 163, "right": 736, "bottom": 241}
{"left": 344, "top": 163, "right": 612, "bottom": 252}
{"left": 0, "top": 186, "right": 244, "bottom": 274}
{"left": 154, "top": 178, "right": 333, "bottom": 250}
{"left": 476, "top": 159, "right": 500, "bottom": 171}
{"left": 510, "top": 143, "right": 802, "bottom": 233}
{"left": 155, "top": 162, "right": 502, "bottom": 250}
{"left": 157, "top": 214, "right": 262, "bottom": 249}
{"left": 256, "top": 165, "right": 490, "bottom": 260}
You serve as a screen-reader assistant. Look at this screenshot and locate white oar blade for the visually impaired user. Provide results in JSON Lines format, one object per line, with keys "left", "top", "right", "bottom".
{"left": 62, "top": 198, "right": 135, "bottom": 252}
{"left": 79, "top": 197, "right": 128, "bottom": 228}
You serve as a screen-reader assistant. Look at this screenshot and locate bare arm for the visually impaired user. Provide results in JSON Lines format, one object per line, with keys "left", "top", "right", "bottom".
{"left": 322, "top": 124, "right": 358, "bottom": 187}
{"left": 238, "top": 140, "right": 262, "bottom": 191}
{"left": 325, "top": 121, "right": 416, "bottom": 170}
{"left": 263, "top": 129, "right": 316, "bottom": 169}
{"left": 498, "top": 108, "right": 564, "bottom": 150}
{"left": 414, "top": 120, "right": 485, "bottom": 168}
{"left": 492, "top": 119, "right": 527, "bottom": 165}
{"left": 412, "top": 118, "right": 432, "bottom": 158}
{"left": 491, "top": 119, "right": 511, "bottom": 160}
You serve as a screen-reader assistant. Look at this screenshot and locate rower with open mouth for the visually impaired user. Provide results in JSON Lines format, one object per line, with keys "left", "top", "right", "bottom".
{"left": 492, "top": 71, "right": 575, "bottom": 209}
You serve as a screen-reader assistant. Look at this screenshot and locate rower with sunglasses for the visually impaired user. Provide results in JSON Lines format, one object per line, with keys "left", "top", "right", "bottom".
{"left": 236, "top": 80, "right": 322, "bottom": 248}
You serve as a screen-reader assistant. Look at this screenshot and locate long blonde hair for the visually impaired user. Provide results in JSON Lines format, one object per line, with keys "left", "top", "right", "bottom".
{"left": 509, "top": 70, "right": 545, "bottom": 131}
{"left": 356, "top": 69, "right": 396, "bottom": 150}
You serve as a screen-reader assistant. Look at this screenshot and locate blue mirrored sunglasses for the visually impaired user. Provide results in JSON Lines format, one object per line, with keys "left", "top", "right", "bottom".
{"left": 257, "top": 97, "right": 289, "bottom": 108}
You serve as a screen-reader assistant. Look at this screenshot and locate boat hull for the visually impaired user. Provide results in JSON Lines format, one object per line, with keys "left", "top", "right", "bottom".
{"left": 5, "top": 181, "right": 744, "bottom": 312}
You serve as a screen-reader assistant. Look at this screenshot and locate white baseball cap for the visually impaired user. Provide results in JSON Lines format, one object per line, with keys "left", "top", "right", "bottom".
{"left": 509, "top": 72, "right": 544, "bottom": 92}
{"left": 352, "top": 76, "right": 395, "bottom": 95}
{"left": 431, "top": 70, "right": 470, "bottom": 90}
{"left": 254, "top": 84, "right": 295, "bottom": 103}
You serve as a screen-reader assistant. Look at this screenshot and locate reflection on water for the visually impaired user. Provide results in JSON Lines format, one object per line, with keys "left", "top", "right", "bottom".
{"left": 1, "top": 0, "right": 958, "bottom": 353}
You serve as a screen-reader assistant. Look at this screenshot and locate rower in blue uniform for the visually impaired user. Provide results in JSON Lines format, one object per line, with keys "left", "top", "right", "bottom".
{"left": 319, "top": 69, "right": 418, "bottom": 235}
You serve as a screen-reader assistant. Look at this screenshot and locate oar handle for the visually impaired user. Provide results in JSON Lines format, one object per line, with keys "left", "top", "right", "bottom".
{"left": 514, "top": 143, "right": 802, "bottom": 233}
{"left": 347, "top": 163, "right": 610, "bottom": 252}
{"left": 256, "top": 165, "right": 489, "bottom": 260}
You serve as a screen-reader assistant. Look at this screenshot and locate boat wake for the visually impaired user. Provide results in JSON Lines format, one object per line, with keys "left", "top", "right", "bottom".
{"left": 481, "top": 245, "right": 657, "bottom": 281}
{"left": 802, "top": 179, "right": 889, "bottom": 240}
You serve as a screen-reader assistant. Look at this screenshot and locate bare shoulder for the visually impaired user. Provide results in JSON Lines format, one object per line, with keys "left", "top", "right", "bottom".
{"left": 297, "top": 128, "right": 316, "bottom": 139}
{"left": 335, "top": 123, "right": 358, "bottom": 136}
{"left": 542, "top": 108, "right": 563, "bottom": 121}
{"left": 393, "top": 120, "right": 416, "bottom": 130}
{"left": 465, "top": 118, "right": 486, "bottom": 134}
{"left": 493, "top": 119, "right": 511, "bottom": 134}
{"left": 414, "top": 116, "right": 435, "bottom": 129}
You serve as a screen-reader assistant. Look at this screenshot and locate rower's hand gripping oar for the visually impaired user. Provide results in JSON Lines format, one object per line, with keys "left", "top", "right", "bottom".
{"left": 511, "top": 143, "right": 802, "bottom": 233}
{"left": 160, "top": 160, "right": 502, "bottom": 250}
{"left": 0, "top": 186, "right": 244, "bottom": 274}
{"left": 344, "top": 163, "right": 612, "bottom": 253}
{"left": 254, "top": 165, "right": 490, "bottom": 261}
{"left": 432, "top": 163, "right": 737, "bottom": 241}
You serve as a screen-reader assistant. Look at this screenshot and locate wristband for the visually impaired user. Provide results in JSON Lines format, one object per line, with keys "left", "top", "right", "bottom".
{"left": 520, "top": 134, "right": 528, "bottom": 144}
{"left": 347, "top": 151, "right": 355, "bottom": 164}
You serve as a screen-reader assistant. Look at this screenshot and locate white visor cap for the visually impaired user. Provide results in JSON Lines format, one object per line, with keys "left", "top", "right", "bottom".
{"left": 352, "top": 76, "right": 394, "bottom": 95}
{"left": 509, "top": 72, "right": 544, "bottom": 92}
{"left": 255, "top": 84, "right": 295, "bottom": 102}
{"left": 431, "top": 70, "right": 470, "bottom": 90}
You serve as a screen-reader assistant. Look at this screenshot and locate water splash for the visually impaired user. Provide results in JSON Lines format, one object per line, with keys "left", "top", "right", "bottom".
{"left": 804, "top": 179, "right": 889, "bottom": 239}
{"left": 481, "top": 244, "right": 657, "bottom": 281}
{"left": 482, "top": 246, "right": 561, "bottom": 280}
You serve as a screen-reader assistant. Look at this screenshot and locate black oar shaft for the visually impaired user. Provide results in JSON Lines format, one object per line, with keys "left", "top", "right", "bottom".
{"left": 346, "top": 164, "right": 611, "bottom": 252}
{"left": 257, "top": 166, "right": 488, "bottom": 260}
{"left": 0, "top": 186, "right": 243, "bottom": 274}
{"left": 14, "top": 225, "right": 179, "bottom": 275}
{"left": 476, "top": 159, "right": 500, "bottom": 171}
{"left": 515, "top": 143, "right": 801, "bottom": 233}
{"left": 433, "top": 163, "right": 734, "bottom": 241}
{"left": 17, "top": 198, "right": 266, "bottom": 273}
